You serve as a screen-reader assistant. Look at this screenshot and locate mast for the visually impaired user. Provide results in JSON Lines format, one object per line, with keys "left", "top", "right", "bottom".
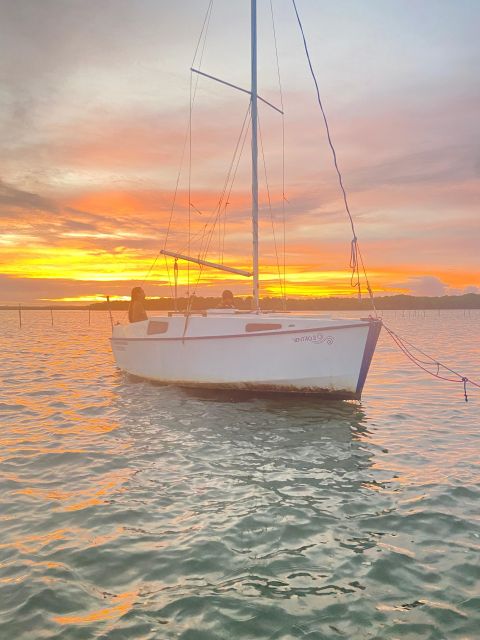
{"left": 251, "top": 0, "right": 259, "bottom": 310}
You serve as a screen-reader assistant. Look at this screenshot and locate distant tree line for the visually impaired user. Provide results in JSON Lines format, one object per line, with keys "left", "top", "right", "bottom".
{"left": 1, "top": 293, "right": 479, "bottom": 311}
{"left": 87, "top": 293, "right": 480, "bottom": 311}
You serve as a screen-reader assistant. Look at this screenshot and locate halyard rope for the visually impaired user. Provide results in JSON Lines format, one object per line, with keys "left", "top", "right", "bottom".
{"left": 291, "top": 0, "right": 375, "bottom": 312}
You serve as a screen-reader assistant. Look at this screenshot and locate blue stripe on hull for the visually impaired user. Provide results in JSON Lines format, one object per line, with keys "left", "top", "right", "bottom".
{"left": 355, "top": 318, "right": 382, "bottom": 398}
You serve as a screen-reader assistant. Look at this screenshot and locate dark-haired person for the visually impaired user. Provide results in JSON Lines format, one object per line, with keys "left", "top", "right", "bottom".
{"left": 220, "top": 289, "right": 235, "bottom": 309}
{"left": 128, "top": 286, "right": 148, "bottom": 323}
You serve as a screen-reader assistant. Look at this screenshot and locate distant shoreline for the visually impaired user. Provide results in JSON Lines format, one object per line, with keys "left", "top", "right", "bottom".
{"left": 1, "top": 293, "right": 479, "bottom": 311}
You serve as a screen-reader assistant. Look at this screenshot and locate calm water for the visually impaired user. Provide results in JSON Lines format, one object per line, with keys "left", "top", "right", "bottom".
{"left": 0, "top": 310, "right": 479, "bottom": 640}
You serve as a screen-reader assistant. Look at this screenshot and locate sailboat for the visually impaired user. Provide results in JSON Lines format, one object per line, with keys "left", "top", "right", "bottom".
{"left": 111, "top": 0, "right": 382, "bottom": 399}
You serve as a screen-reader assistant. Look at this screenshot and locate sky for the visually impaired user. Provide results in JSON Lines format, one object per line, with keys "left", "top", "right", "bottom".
{"left": 0, "top": 0, "right": 479, "bottom": 303}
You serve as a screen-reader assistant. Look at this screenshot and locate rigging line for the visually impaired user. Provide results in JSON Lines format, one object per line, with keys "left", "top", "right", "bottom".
{"left": 191, "top": 113, "right": 251, "bottom": 300}
{"left": 163, "top": 130, "right": 189, "bottom": 253}
{"left": 191, "top": 2, "right": 214, "bottom": 104}
{"left": 175, "top": 223, "right": 210, "bottom": 259}
{"left": 208, "top": 103, "right": 252, "bottom": 269}
{"left": 191, "top": 0, "right": 214, "bottom": 67}
{"left": 187, "top": 4, "right": 252, "bottom": 282}
{"left": 164, "top": 0, "right": 213, "bottom": 253}
{"left": 188, "top": 72, "right": 193, "bottom": 295}
{"left": 190, "top": 202, "right": 204, "bottom": 216}
{"left": 163, "top": 254, "right": 176, "bottom": 300}
{"left": 197, "top": 108, "right": 250, "bottom": 259}
{"left": 269, "top": 0, "right": 287, "bottom": 309}
{"left": 176, "top": 222, "right": 210, "bottom": 256}
{"left": 218, "top": 202, "right": 221, "bottom": 262}
{"left": 357, "top": 244, "right": 377, "bottom": 313}
{"left": 199, "top": 223, "right": 209, "bottom": 263}
{"left": 188, "top": 1, "right": 214, "bottom": 295}
{"left": 258, "top": 112, "right": 285, "bottom": 301}
{"left": 291, "top": 0, "right": 373, "bottom": 304}
{"left": 220, "top": 117, "right": 250, "bottom": 263}
{"left": 221, "top": 201, "right": 228, "bottom": 264}
{"left": 134, "top": 0, "right": 214, "bottom": 310}
{"left": 127, "top": 250, "right": 173, "bottom": 326}
{"left": 193, "top": 127, "right": 249, "bottom": 294}
{"left": 174, "top": 195, "right": 222, "bottom": 256}
{"left": 159, "top": 0, "right": 213, "bottom": 300}
{"left": 185, "top": 105, "right": 251, "bottom": 300}
{"left": 222, "top": 104, "right": 250, "bottom": 256}
{"left": 196, "top": 103, "right": 251, "bottom": 266}
{"left": 213, "top": 104, "right": 251, "bottom": 233}
{"left": 189, "top": 2, "right": 214, "bottom": 108}
{"left": 140, "top": 250, "right": 174, "bottom": 300}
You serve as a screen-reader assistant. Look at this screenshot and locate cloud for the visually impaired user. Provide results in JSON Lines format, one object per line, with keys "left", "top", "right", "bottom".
{"left": 348, "top": 144, "right": 479, "bottom": 191}
{"left": 391, "top": 277, "right": 480, "bottom": 297}
{"left": 0, "top": 179, "right": 58, "bottom": 214}
{"left": 391, "top": 276, "right": 447, "bottom": 297}
{"left": 1, "top": 1, "right": 479, "bottom": 302}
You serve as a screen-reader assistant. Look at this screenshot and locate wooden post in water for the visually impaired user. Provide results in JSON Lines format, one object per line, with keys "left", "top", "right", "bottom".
{"left": 18, "top": 303, "right": 22, "bottom": 328}
{"left": 106, "top": 296, "right": 114, "bottom": 329}
{"left": 50, "top": 307, "right": 54, "bottom": 326}
{"left": 88, "top": 308, "right": 91, "bottom": 326}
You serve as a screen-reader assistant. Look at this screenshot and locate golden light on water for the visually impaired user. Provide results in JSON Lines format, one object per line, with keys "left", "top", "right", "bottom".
{"left": 53, "top": 590, "right": 139, "bottom": 625}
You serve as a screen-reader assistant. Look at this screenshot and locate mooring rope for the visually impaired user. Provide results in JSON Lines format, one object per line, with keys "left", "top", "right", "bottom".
{"left": 383, "top": 322, "right": 480, "bottom": 402}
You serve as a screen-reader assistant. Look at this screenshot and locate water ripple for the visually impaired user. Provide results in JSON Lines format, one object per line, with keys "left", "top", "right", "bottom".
{"left": 0, "top": 310, "right": 479, "bottom": 638}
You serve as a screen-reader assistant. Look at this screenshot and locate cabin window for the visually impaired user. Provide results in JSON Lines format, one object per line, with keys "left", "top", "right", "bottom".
{"left": 245, "top": 323, "right": 282, "bottom": 332}
{"left": 147, "top": 321, "right": 169, "bottom": 335}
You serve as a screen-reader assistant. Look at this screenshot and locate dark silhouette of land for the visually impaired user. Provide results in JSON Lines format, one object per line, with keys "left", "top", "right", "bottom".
{"left": 2, "top": 293, "right": 478, "bottom": 311}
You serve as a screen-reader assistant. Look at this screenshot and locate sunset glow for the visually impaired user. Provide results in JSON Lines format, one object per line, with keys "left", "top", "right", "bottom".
{"left": 1, "top": 1, "right": 478, "bottom": 304}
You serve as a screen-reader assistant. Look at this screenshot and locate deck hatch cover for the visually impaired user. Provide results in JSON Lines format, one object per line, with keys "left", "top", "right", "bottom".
{"left": 245, "top": 323, "right": 282, "bottom": 332}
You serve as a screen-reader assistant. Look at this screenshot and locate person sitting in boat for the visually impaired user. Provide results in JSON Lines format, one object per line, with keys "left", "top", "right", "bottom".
{"left": 220, "top": 289, "right": 235, "bottom": 309}
{"left": 128, "top": 286, "right": 148, "bottom": 322}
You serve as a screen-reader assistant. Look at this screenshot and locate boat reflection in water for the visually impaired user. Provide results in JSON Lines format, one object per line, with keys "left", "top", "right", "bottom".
{"left": 110, "top": 380, "right": 391, "bottom": 611}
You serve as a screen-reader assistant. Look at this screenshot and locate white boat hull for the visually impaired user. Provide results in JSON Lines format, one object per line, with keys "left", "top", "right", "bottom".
{"left": 111, "top": 312, "right": 381, "bottom": 399}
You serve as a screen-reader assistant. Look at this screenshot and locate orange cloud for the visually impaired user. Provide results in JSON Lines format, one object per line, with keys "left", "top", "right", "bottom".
{"left": 1, "top": 82, "right": 478, "bottom": 303}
